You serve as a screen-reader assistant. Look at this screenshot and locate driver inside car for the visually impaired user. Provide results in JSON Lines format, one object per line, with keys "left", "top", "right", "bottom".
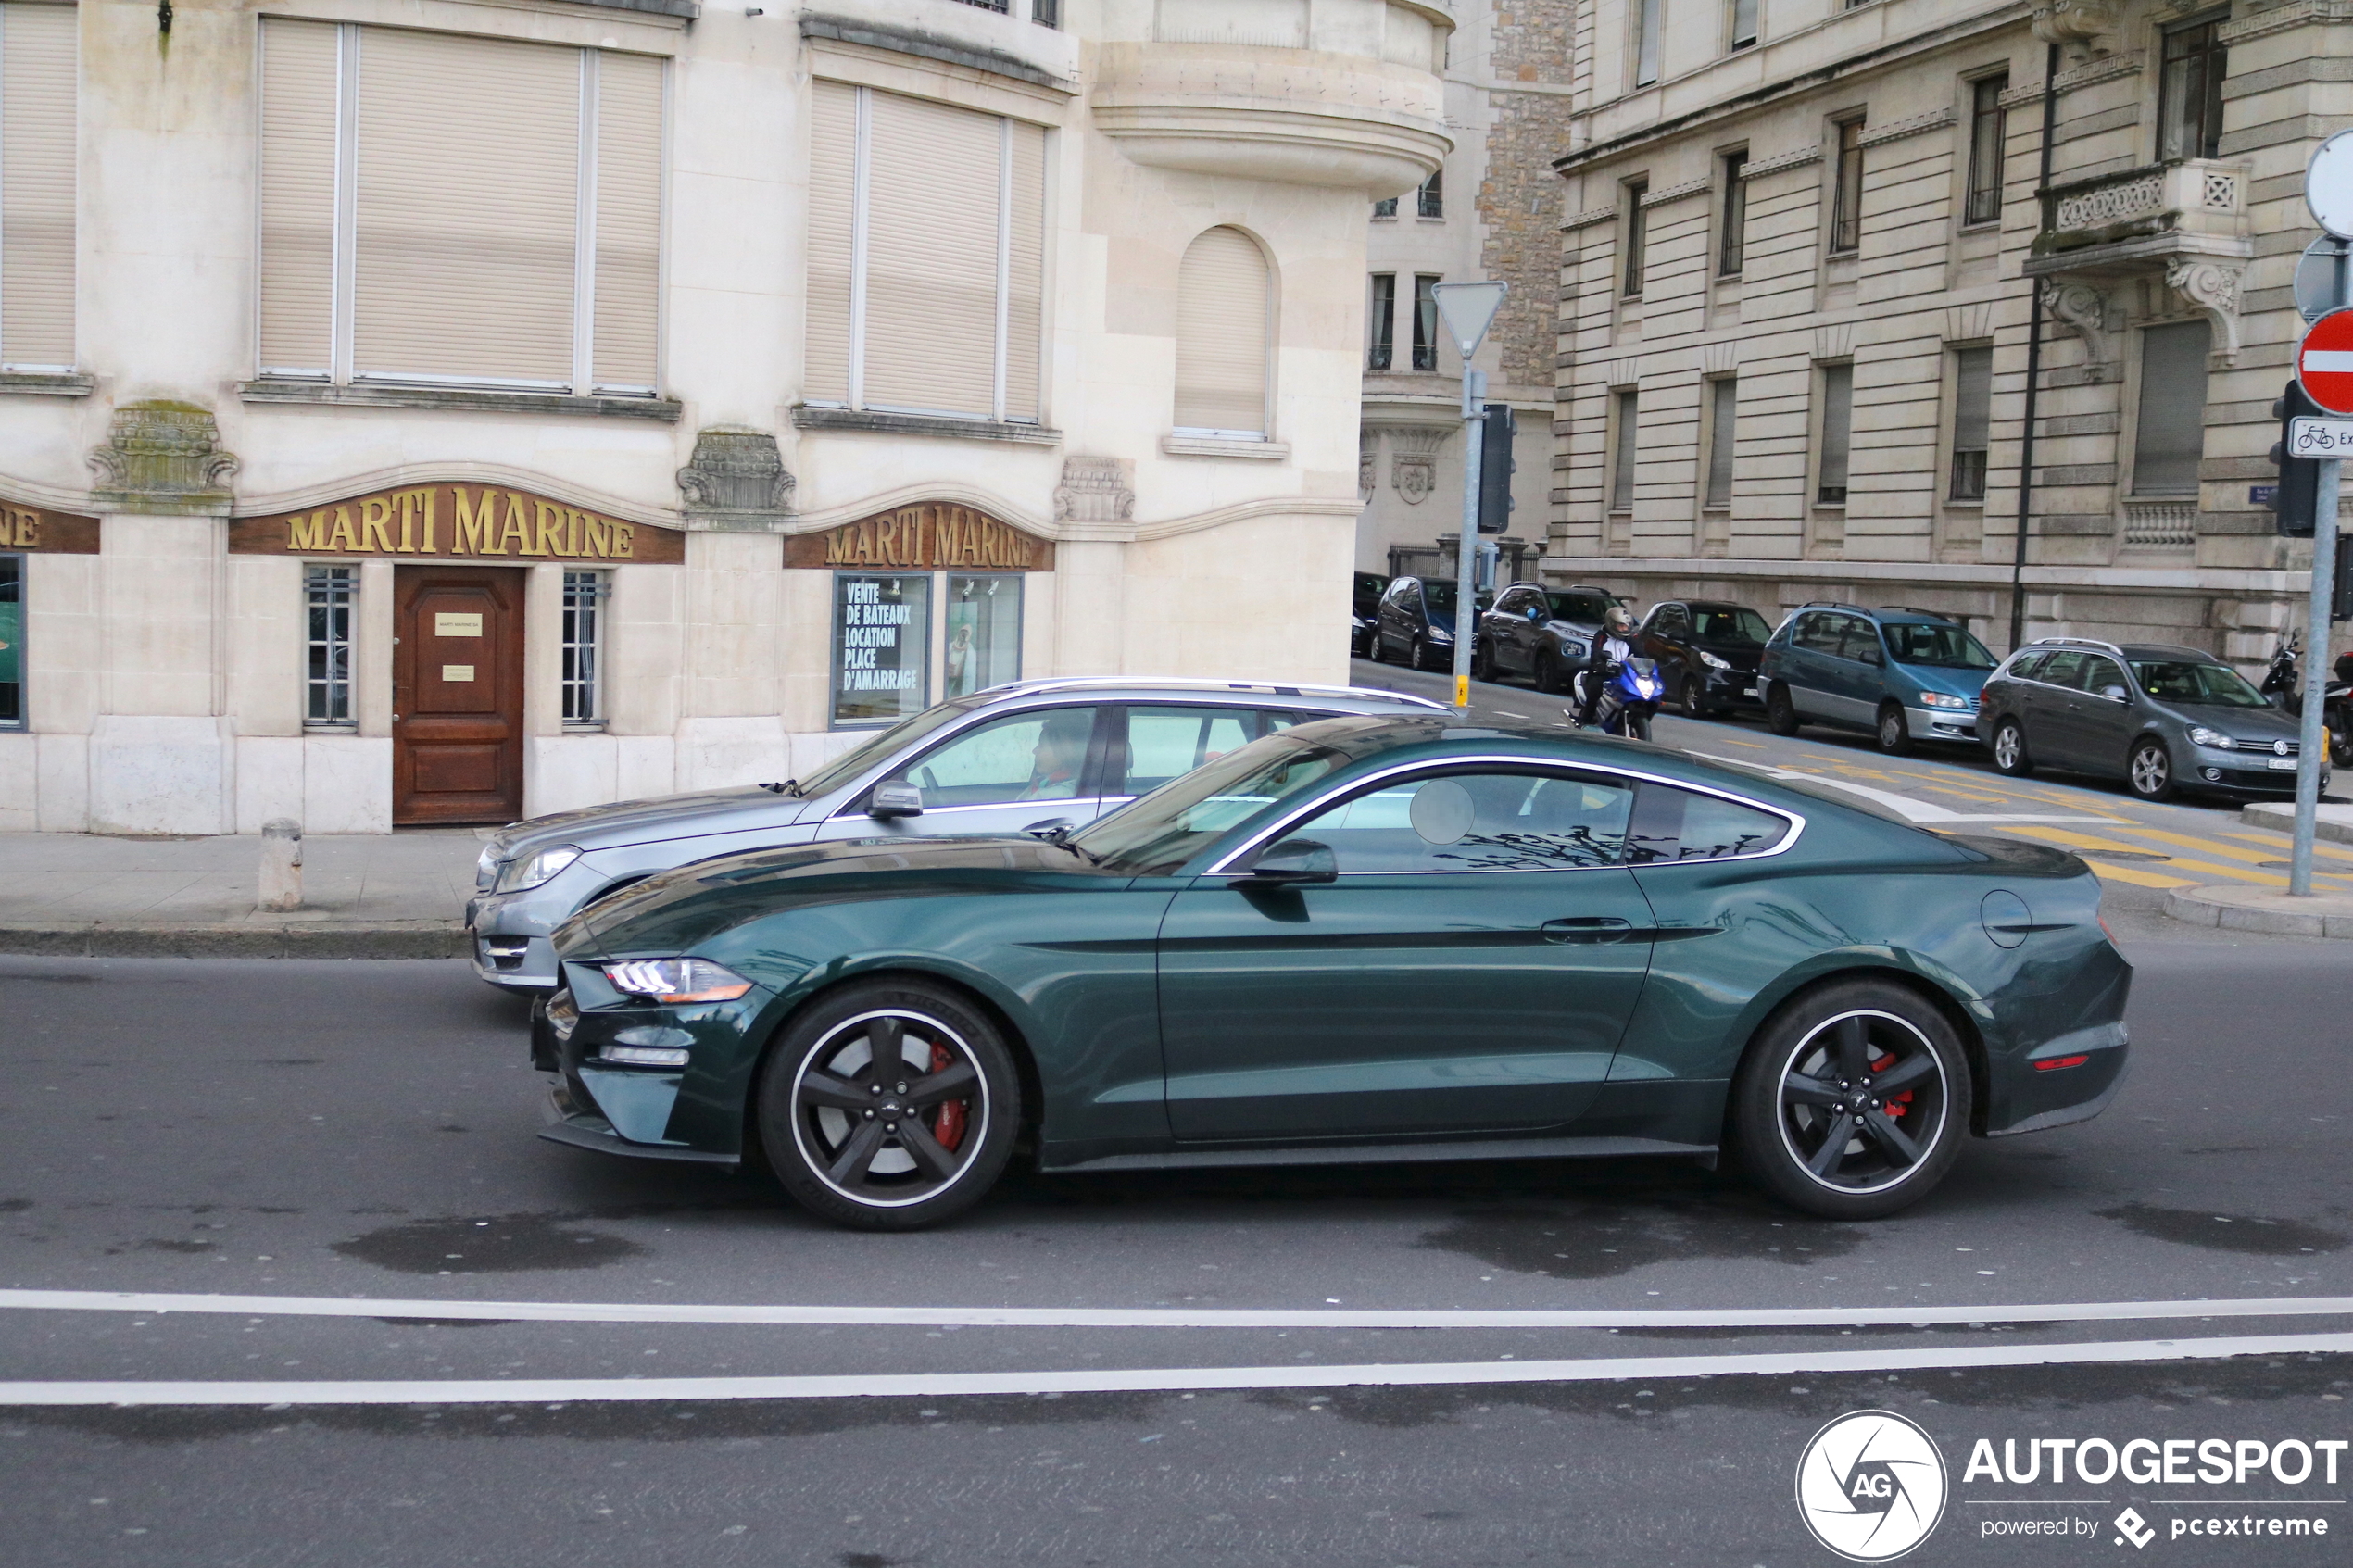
{"left": 1017, "top": 709, "right": 1094, "bottom": 801}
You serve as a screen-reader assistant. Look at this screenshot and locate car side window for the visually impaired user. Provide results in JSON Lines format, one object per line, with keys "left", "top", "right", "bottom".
{"left": 1839, "top": 618, "right": 1884, "bottom": 666}
{"left": 1625, "top": 784, "right": 1793, "bottom": 863}
{"left": 1653, "top": 604, "right": 1689, "bottom": 637}
{"left": 2007, "top": 652, "right": 2049, "bottom": 683}
{"left": 896, "top": 707, "right": 1100, "bottom": 809}
{"left": 1793, "top": 614, "right": 1838, "bottom": 655}
{"left": 2037, "top": 651, "right": 2089, "bottom": 690}
{"left": 1120, "top": 706, "right": 1269, "bottom": 797}
{"left": 2078, "top": 656, "right": 2126, "bottom": 697}
{"left": 1288, "top": 769, "right": 1636, "bottom": 873}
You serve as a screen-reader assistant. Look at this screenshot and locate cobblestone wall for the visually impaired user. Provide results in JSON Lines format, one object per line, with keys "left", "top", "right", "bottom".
{"left": 1481, "top": 2, "right": 1579, "bottom": 391}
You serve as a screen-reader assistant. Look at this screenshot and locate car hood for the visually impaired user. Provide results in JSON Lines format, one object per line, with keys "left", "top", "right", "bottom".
{"left": 1691, "top": 638, "right": 1763, "bottom": 667}
{"left": 2151, "top": 700, "right": 2304, "bottom": 741}
{"left": 492, "top": 785, "right": 805, "bottom": 858}
{"left": 1894, "top": 662, "right": 1992, "bottom": 700}
{"left": 555, "top": 834, "right": 1127, "bottom": 959}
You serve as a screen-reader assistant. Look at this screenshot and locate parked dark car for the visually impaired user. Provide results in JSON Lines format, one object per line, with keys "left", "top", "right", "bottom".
{"left": 1350, "top": 571, "right": 1389, "bottom": 659}
{"left": 1632, "top": 599, "right": 1774, "bottom": 718}
{"left": 537, "top": 715, "right": 2132, "bottom": 1230}
{"left": 1371, "top": 575, "right": 1461, "bottom": 671}
{"left": 1979, "top": 637, "right": 2329, "bottom": 803}
{"left": 1760, "top": 604, "right": 1995, "bottom": 754}
{"left": 1473, "top": 582, "right": 1625, "bottom": 691}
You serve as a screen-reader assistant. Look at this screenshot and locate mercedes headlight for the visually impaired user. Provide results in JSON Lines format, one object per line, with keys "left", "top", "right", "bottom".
{"left": 475, "top": 844, "right": 502, "bottom": 891}
{"left": 497, "top": 844, "right": 583, "bottom": 892}
{"left": 2188, "top": 727, "right": 2233, "bottom": 749}
{"left": 1699, "top": 650, "right": 1731, "bottom": 671}
{"left": 1428, "top": 625, "right": 1453, "bottom": 643}
{"left": 602, "top": 959, "right": 755, "bottom": 1004}
{"left": 1919, "top": 692, "right": 1970, "bottom": 710}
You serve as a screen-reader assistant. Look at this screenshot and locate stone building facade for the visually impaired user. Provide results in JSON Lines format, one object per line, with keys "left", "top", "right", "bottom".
{"left": 1546, "top": 0, "right": 2345, "bottom": 671}
{"left": 0, "top": 0, "right": 1451, "bottom": 834}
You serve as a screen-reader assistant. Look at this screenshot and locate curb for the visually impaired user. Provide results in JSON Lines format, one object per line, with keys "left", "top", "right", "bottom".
{"left": 2240, "top": 801, "right": 2353, "bottom": 846}
{"left": 0, "top": 922, "right": 469, "bottom": 960}
{"left": 2158, "top": 885, "right": 2353, "bottom": 941}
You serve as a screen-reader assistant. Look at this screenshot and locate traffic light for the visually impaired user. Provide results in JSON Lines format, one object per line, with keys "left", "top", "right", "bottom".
{"left": 2271, "top": 380, "right": 2325, "bottom": 537}
{"left": 1476, "top": 402, "right": 1515, "bottom": 533}
{"left": 2334, "top": 531, "right": 2353, "bottom": 622}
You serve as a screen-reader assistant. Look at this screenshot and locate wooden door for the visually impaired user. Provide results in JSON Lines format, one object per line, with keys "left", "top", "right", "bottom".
{"left": 394, "top": 566, "right": 524, "bottom": 825}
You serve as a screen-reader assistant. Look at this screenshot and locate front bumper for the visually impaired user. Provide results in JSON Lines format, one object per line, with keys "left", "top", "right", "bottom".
{"left": 468, "top": 889, "right": 562, "bottom": 990}
{"left": 2188, "top": 754, "right": 2328, "bottom": 794}
{"left": 1701, "top": 668, "right": 1764, "bottom": 709}
{"left": 529, "top": 971, "right": 765, "bottom": 1162}
{"left": 1905, "top": 705, "right": 1980, "bottom": 743}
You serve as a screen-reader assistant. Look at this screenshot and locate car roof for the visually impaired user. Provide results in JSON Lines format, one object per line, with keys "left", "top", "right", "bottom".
{"left": 973, "top": 676, "right": 1450, "bottom": 712}
{"left": 2116, "top": 643, "right": 2221, "bottom": 662}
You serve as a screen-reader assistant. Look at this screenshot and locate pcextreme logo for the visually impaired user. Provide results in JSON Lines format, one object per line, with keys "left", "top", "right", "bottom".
{"left": 1796, "top": 1410, "right": 1951, "bottom": 1562}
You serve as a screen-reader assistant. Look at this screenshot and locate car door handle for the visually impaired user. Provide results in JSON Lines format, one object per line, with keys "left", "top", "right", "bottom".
{"left": 1541, "top": 916, "right": 1633, "bottom": 945}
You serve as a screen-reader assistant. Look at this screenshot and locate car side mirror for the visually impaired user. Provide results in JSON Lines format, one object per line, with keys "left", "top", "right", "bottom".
{"left": 868, "top": 781, "right": 924, "bottom": 820}
{"left": 1024, "top": 817, "right": 1073, "bottom": 842}
{"left": 1239, "top": 837, "right": 1337, "bottom": 884}
{"left": 2100, "top": 684, "right": 2129, "bottom": 702}
{"left": 1529, "top": 607, "right": 1545, "bottom": 621}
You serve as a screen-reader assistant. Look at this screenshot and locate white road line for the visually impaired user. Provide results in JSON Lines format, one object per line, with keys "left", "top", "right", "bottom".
{"left": 6, "top": 1331, "right": 2352, "bottom": 1406}
{"left": 5, "top": 1288, "right": 2353, "bottom": 1331}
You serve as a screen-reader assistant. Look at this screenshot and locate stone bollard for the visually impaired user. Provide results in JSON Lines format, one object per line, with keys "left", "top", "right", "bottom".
{"left": 259, "top": 819, "right": 304, "bottom": 912}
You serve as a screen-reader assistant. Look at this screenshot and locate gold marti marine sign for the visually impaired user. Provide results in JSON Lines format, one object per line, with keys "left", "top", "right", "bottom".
{"left": 785, "top": 503, "right": 1054, "bottom": 572}
{"left": 0, "top": 495, "right": 101, "bottom": 553}
{"left": 230, "top": 483, "right": 686, "bottom": 564}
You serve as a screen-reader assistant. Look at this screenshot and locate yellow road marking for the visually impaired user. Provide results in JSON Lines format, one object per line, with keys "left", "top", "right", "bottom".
{"left": 2102, "top": 826, "right": 2309, "bottom": 868}
{"left": 2218, "top": 830, "right": 2353, "bottom": 863}
{"left": 1710, "top": 738, "right": 1768, "bottom": 749}
{"left": 2082, "top": 861, "right": 2198, "bottom": 889}
{"left": 1997, "top": 825, "right": 2329, "bottom": 889}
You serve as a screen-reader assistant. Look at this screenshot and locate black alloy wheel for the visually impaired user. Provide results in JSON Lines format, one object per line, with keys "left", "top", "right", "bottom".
{"left": 1472, "top": 638, "right": 1496, "bottom": 683}
{"left": 1680, "top": 674, "right": 1706, "bottom": 719}
{"left": 1991, "top": 719, "right": 2032, "bottom": 777}
{"left": 759, "top": 980, "right": 1020, "bottom": 1231}
{"left": 1875, "top": 702, "right": 1915, "bottom": 757}
{"left": 1535, "top": 649, "right": 1564, "bottom": 696}
{"left": 1765, "top": 683, "right": 1801, "bottom": 736}
{"left": 2128, "top": 736, "right": 2176, "bottom": 802}
{"left": 1730, "top": 981, "right": 1969, "bottom": 1220}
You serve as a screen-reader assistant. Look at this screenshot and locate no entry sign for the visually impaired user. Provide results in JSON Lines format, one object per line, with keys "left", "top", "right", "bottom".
{"left": 2296, "top": 307, "right": 2353, "bottom": 413}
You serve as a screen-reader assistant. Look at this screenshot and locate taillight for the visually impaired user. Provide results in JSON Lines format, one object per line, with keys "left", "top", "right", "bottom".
{"left": 2034, "top": 1054, "right": 2090, "bottom": 1073}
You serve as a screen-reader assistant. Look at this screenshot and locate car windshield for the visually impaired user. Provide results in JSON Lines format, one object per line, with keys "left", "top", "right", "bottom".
{"left": 1692, "top": 607, "right": 1772, "bottom": 644}
{"left": 791, "top": 701, "right": 977, "bottom": 797}
{"left": 1547, "top": 591, "right": 1616, "bottom": 622}
{"left": 2132, "top": 659, "right": 2269, "bottom": 709}
{"left": 1420, "top": 580, "right": 1455, "bottom": 617}
{"left": 1881, "top": 622, "right": 1995, "bottom": 669}
{"left": 1070, "top": 732, "right": 1351, "bottom": 875}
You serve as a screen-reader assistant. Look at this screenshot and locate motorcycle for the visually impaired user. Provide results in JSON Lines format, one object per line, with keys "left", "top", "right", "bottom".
{"left": 1569, "top": 655, "right": 1667, "bottom": 741}
{"left": 2259, "top": 633, "right": 2353, "bottom": 769}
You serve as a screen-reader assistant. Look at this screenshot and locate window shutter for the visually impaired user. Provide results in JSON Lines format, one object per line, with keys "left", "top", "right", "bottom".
{"left": 1003, "top": 119, "right": 1045, "bottom": 422}
{"left": 804, "top": 80, "right": 856, "bottom": 405}
{"left": 352, "top": 29, "right": 577, "bottom": 386}
{"left": 862, "top": 90, "right": 1000, "bottom": 419}
{"left": 1611, "top": 389, "right": 1639, "bottom": 511}
{"left": 2132, "top": 320, "right": 2210, "bottom": 495}
{"left": 0, "top": 0, "right": 77, "bottom": 370}
{"left": 1953, "top": 345, "right": 1992, "bottom": 452}
{"left": 1705, "top": 378, "right": 1736, "bottom": 508}
{"left": 593, "top": 51, "right": 662, "bottom": 391}
{"left": 258, "top": 19, "right": 338, "bottom": 376}
{"left": 1818, "top": 362, "right": 1854, "bottom": 498}
{"left": 1174, "top": 226, "right": 1269, "bottom": 436}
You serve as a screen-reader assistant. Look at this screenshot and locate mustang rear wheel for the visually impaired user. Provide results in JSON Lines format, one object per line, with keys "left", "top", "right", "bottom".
{"left": 758, "top": 980, "right": 1020, "bottom": 1231}
{"left": 1730, "top": 980, "right": 1971, "bottom": 1220}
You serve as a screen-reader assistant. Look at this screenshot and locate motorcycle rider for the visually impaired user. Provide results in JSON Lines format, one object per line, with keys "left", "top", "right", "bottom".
{"left": 1575, "top": 605, "right": 1638, "bottom": 729}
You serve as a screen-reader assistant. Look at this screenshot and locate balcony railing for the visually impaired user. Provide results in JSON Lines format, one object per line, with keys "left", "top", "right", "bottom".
{"left": 2034, "top": 158, "right": 2247, "bottom": 261}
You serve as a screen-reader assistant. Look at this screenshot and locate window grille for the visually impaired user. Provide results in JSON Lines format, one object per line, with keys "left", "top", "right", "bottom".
{"left": 1718, "top": 152, "right": 1748, "bottom": 276}
{"left": 1964, "top": 77, "right": 2007, "bottom": 225}
{"left": 1417, "top": 168, "right": 1444, "bottom": 219}
{"left": 1830, "top": 119, "right": 1865, "bottom": 254}
{"left": 1622, "top": 182, "right": 1648, "bottom": 295}
{"left": 562, "top": 570, "right": 607, "bottom": 724}
{"left": 304, "top": 565, "right": 356, "bottom": 725}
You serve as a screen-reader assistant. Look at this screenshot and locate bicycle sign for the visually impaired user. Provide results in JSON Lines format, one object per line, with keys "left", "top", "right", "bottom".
{"left": 2289, "top": 416, "right": 2353, "bottom": 455}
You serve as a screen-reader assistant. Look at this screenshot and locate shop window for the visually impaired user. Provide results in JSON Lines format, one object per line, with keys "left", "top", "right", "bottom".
{"left": 1, "top": 0, "right": 76, "bottom": 371}
{"left": 0, "top": 552, "right": 20, "bottom": 727}
{"left": 806, "top": 82, "right": 1046, "bottom": 423}
{"left": 2132, "top": 320, "right": 2210, "bottom": 496}
{"left": 1705, "top": 377, "right": 1737, "bottom": 509}
{"left": 1366, "top": 273, "right": 1395, "bottom": 370}
{"left": 561, "top": 570, "right": 606, "bottom": 726}
{"left": 1964, "top": 75, "right": 2007, "bottom": 225}
{"left": 2158, "top": 15, "right": 2227, "bottom": 163}
{"left": 1610, "top": 389, "right": 1639, "bottom": 513}
{"left": 1816, "top": 361, "right": 1853, "bottom": 505}
{"left": 1718, "top": 151, "right": 1747, "bottom": 276}
{"left": 1173, "top": 226, "right": 1273, "bottom": 439}
{"left": 945, "top": 573, "right": 1021, "bottom": 698}
{"left": 304, "top": 565, "right": 356, "bottom": 727}
{"left": 1949, "top": 345, "right": 1992, "bottom": 501}
{"left": 832, "top": 573, "right": 931, "bottom": 726}
{"left": 1829, "top": 117, "right": 1865, "bottom": 254}
{"left": 1411, "top": 274, "right": 1440, "bottom": 371}
{"left": 257, "top": 22, "right": 663, "bottom": 395}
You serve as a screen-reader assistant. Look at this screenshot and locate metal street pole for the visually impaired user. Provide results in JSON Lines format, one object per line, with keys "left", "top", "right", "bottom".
{"left": 1453, "top": 368, "right": 1485, "bottom": 714}
{"left": 2292, "top": 461, "right": 2336, "bottom": 896}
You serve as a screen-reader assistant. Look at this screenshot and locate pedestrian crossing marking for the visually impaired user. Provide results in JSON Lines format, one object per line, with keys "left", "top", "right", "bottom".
{"left": 2218, "top": 829, "right": 2353, "bottom": 863}
{"left": 2103, "top": 826, "right": 2328, "bottom": 870}
{"left": 1999, "top": 824, "right": 2339, "bottom": 889}
{"left": 2080, "top": 860, "right": 2198, "bottom": 889}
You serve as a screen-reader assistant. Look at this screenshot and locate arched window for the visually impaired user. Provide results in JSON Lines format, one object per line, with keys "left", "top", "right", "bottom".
{"left": 1173, "top": 227, "right": 1272, "bottom": 440}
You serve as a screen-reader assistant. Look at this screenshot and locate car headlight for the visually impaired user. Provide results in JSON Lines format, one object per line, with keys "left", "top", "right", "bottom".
{"left": 2188, "top": 727, "right": 2233, "bottom": 749}
{"left": 1918, "top": 692, "right": 1971, "bottom": 710}
{"left": 1428, "top": 625, "right": 1453, "bottom": 643}
{"left": 1699, "top": 650, "right": 1730, "bottom": 671}
{"left": 475, "top": 844, "right": 502, "bottom": 891}
{"left": 602, "top": 958, "right": 755, "bottom": 1004}
{"left": 497, "top": 844, "right": 583, "bottom": 893}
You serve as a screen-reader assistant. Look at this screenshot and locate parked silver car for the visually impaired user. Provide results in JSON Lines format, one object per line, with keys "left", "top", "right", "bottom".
{"left": 465, "top": 678, "right": 1449, "bottom": 993}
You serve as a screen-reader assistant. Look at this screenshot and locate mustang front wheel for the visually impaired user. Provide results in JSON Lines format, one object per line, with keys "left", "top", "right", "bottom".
{"left": 1730, "top": 981, "right": 1970, "bottom": 1220}
{"left": 759, "top": 981, "right": 1020, "bottom": 1231}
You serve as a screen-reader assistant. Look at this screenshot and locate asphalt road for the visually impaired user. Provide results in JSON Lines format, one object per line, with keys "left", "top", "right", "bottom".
{"left": 2, "top": 706, "right": 2348, "bottom": 1567}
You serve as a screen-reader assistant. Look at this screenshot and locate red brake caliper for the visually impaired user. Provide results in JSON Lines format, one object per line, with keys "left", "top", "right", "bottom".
{"left": 929, "top": 1043, "right": 968, "bottom": 1151}
{"left": 1870, "top": 1052, "right": 1913, "bottom": 1118}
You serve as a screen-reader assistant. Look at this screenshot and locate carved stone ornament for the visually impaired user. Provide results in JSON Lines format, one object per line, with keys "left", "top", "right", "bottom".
{"left": 675, "top": 426, "right": 795, "bottom": 529}
{"left": 2040, "top": 279, "right": 2117, "bottom": 382}
{"left": 2165, "top": 258, "right": 2244, "bottom": 363}
{"left": 1388, "top": 426, "right": 1453, "bottom": 507}
{"left": 2032, "top": 0, "right": 2119, "bottom": 46}
{"left": 86, "top": 400, "right": 240, "bottom": 517}
{"left": 1051, "top": 456, "right": 1135, "bottom": 528}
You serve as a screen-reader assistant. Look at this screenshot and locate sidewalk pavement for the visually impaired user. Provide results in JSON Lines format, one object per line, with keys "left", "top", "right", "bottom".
{"left": 0, "top": 830, "right": 484, "bottom": 958}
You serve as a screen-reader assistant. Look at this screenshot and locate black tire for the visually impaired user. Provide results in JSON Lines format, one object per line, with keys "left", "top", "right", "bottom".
{"left": 1875, "top": 702, "right": 1915, "bottom": 757}
{"left": 1408, "top": 634, "right": 1428, "bottom": 672}
{"left": 1472, "top": 639, "right": 1496, "bottom": 683}
{"left": 1624, "top": 709, "right": 1652, "bottom": 742}
{"left": 1990, "top": 719, "right": 2032, "bottom": 777}
{"left": 1369, "top": 632, "right": 1390, "bottom": 665}
{"left": 1765, "top": 683, "right": 1801, "bottom": 736}
{"left": 1536, "top": 649, "right": 1564, "bottom": 695}
{"left": 2331, "top": 712, "right": 2353, "bottom": 771}
{"left": 1730, "top": 979, "right": 1972, "bottom": 1221}
{"left": 757, "top": 979, "right": 1021, "bottom": 1232}
{"left": 2127, "top": 736, "right": 2177, "bottom": 802}
{"left": 1680, "top": 675, "right": 1707, "bottom": 719}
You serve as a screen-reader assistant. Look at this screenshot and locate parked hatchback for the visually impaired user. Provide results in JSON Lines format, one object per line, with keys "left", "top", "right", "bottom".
{"left": 468, "top": 678, "right": 1448, "bottom": 993}
{"left": 1350, "top": 571, "right": 1390, "bottom": 659}
{"left": 1760, "top": 604, "right": 1996, "bottom": 754}
{"left": 1473, "top": 582, "right": 1624, "bottom": 692}
{"left": 1371, "top": 575, "right": 1463, "bottom": 671}
{"left": 1979, "top": 637, "right": 2325, "bottom": 802}
{"left": 1632, "top": 599, "right": 1774, "bottom": 718}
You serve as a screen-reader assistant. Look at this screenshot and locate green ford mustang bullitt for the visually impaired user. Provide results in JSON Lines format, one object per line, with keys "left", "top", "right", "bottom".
{"left": 533, "top": 715, "right": 2132, "bottom": 1230}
